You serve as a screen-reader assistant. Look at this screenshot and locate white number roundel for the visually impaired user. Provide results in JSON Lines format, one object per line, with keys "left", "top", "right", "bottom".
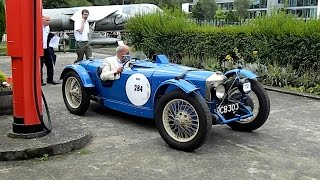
{"left": 125, "top": 73, "right": 151, "bottom": 106}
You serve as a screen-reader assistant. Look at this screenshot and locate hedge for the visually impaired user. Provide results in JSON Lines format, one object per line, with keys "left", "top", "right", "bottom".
{"left": 125, "top": 10, "right": 320, "bottom": 71}
{"left": 0, "top": 0, "right": 5, "bottom": 42}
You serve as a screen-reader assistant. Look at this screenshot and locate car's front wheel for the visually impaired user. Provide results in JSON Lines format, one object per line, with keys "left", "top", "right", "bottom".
{"left": 155, "top": 90, "right": 212, "bottom": 152}
{"left": 62, "top": 71, "right": 90, "bottom": 115}
{"left": 226, "top": 80, "right": 270, "bottom": 132}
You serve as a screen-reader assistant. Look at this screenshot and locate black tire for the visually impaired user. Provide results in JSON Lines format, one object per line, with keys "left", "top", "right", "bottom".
{"left": 227, "top": 80, "right": 270, "bottom": 132}
{"left": 62, "top": 71, "right": 90, "bottom": 115}
{"left": 155, "top": 89, "right": 212, "bottom": 152}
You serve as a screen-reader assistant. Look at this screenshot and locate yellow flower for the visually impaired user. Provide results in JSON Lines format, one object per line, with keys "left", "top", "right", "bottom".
{"left": 253, "top": 50, "right": 258, "bottom": 56}
{"left": 225, "top": 55, "right": 233, "bottom": 61}
{"left": 233, "top": 48, "right": 238, "bottom": 53}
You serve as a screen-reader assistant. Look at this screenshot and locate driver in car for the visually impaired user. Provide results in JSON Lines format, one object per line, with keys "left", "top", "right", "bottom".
{"left": 100, "top": 44, "right": 130, "bottom": 81}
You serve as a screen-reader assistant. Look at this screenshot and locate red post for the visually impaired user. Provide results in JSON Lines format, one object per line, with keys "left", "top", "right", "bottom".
{"left": 5, "top": 0, "right": 46, "bottom": 137}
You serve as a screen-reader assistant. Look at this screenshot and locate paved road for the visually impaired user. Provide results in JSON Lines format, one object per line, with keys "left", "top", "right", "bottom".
{"left": 0, "top": 50, "right": 319, "bottom": 179}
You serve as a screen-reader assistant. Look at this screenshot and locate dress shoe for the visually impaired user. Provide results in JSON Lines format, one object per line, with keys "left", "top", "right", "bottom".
{"left": 47, "top": 80, "right": 59, "bottom": 85}
{"left": 41, "top": 82, "right": 46, "bottom": 86}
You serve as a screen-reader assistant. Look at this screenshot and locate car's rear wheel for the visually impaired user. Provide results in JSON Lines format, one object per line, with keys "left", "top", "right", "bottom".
{"left": 62, "top": 71, "right": 90, "bottom": 115}
{"left": 155, "top": 90, "right": 212, "bottom": 152}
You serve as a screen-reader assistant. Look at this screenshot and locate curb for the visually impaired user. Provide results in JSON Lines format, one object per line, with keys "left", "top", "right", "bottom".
{"left": 0, "top": 115, "right": 92, "bottom": 161}
{"left": 263, "top": 85, "right": 320, "bottom": 100}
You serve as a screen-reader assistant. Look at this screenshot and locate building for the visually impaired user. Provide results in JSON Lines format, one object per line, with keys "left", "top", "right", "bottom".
{"left": 182, "top": 0, "right": 319, "bottom": 18}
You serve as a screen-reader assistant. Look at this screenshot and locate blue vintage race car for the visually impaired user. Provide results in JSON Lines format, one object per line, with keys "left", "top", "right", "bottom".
{"left": 60, "top": 53, "right": 270, "bottom": 151}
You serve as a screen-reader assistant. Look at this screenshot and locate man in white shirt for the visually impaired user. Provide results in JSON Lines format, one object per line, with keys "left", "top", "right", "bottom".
{"left": 41, "top": 16, "right": 58, "bottom": 85}
{"left": 100, "top": 45, "right": 130, "bottom": 81}
{"left": 74, "top": 9, "right": 92, "bottom": 63}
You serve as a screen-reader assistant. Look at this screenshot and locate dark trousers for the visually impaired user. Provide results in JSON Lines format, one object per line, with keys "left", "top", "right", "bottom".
{"left": 75, "top": 41, "right": 92, "bottom": 62}
{"left": 41, "top": 49, "right": 54, "bottom": 82}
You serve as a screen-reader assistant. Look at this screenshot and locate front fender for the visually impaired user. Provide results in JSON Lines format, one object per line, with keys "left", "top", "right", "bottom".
{"left": 224, "top": 68, "right": 257, "bottom": 79}
{"left": 158, "top": 79, "right": 199, "bottom": 94}
{"left": 60, "top": 65, "right": 94, "bottom": 87}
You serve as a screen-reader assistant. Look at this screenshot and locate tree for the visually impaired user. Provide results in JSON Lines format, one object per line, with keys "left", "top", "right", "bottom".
{"left": 90, "top": 0, "right": 109, "bottom": 5}
{"left": 214, "top": 7, "right": 225, "bottom": 20}
{"left": 68, "top": 0, "right": 92, "bottom": 7}
{"left": 214, "top": 7, "right": 225, "bottom": 26}
{"left": 43, "top": 0, "right": 188, "bottom": 8}
{"left": 192, "top": 0, "right": 217, "bottom": 21}
{"left": 135, "top": 0, "right": 188, "bottom": 7}
{"left": 192, "top": 2, "right": 204, "bottom": 21}
{"left": 225, "top": 10, "right": 238, "bottom": 24}
{"left": 43, "top": 0, "right": 69, "bottom": 8}
{"left": 234, "top": 0, "right": 249, "bottom": 23}
{"left": 0, "top": 0, "right": 5, "bottom": 42}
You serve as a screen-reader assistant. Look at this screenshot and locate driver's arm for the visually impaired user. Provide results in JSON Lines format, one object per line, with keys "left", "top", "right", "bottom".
{"left": 100, "top": 61, "right": 118, "bottom": 81}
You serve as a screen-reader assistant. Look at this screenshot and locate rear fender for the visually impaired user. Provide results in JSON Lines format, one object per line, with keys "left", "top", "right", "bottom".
{"left": 60, "top": 65, "right": 94, "bottom": 87}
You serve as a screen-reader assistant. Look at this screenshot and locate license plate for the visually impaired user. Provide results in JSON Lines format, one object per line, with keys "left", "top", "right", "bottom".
{"left": 218, "top": 103, "right": 239, "bottom": 114}
{"left": 243, "top": 82, "right": 251, "bottom": 92}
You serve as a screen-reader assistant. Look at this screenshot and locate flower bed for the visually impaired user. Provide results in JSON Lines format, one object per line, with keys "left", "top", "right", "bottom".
{"left": 0, "top": 71, "right": 13, "bottom": 115}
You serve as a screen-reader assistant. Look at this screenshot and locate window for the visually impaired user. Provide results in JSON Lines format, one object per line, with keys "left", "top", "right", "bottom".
{"left": 303, "top": 0, "right": 311, "bottom": 6}
{"left": 189, "top": 5, "right": 194, "bottom": 12}
{"left": 310, "top": 8, "right": 317, "bottom": 17}
{"left": 289, "top": 0, "right": 297, "bottom": 6}
{"left": 296, "top": 9, "right": 303, "bottom": 16}
{"left": 229, "top": 2, "right": 234, "bottom": 10}
{"left": 250, "top": 0, "right": 260, "bottom": 9}
{"left": 223, "top": 3, "right": 228, "bottom": 10}
{"left": 311, "top": 0, "right": 317, "bottom": 5}
{"left": 261, "top": 0, "right": 267, "bottom": 7}
{"left": 249, "top": 11, "right": 255, "bottom": 18}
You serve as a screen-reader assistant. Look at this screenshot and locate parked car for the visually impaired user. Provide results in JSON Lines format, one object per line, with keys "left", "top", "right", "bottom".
{"left": 60, "top": 53, "right": 270, "bottom": 151}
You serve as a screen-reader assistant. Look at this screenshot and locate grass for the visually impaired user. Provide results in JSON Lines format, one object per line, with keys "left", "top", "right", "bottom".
{"left": 37, "top": 153, "right": 49, "bottom": 161}
{"left": 77, "top": 148, "right": 91, "bottom": 155}
{"left": 0, "top": 42, "right": 7, "bottom": 55}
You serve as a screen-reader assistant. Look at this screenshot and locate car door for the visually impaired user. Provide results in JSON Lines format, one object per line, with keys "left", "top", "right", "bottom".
{"left": 100, "top": 62, "right": 156, "bottom": 118}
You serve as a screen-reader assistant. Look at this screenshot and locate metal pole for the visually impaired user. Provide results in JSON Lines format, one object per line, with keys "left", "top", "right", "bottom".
{"left": 5, "top": 0, "right": 46, "bottom": 138}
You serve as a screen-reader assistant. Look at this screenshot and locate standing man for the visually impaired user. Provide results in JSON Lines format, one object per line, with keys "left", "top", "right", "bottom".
{"left": 41, "top": 16, "right": 58, "bottom": 86}
{"left": 74, "top": 9, "right": 93, "bottom": 63}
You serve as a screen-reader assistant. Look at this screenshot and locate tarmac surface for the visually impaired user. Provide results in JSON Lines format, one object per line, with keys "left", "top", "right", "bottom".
{"left": 0, "top": 48, "right": 320, "bottom": 179}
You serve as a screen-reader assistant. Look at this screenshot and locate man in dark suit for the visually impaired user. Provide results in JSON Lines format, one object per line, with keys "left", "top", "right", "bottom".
{"left": 41, "top": 16, "right": 58, "bottom": 86}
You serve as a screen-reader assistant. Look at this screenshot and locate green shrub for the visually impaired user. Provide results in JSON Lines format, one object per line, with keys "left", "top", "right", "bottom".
{"left": 0, "top": 70, "right": 6, "bottom": 82}
{"left": 0, "top": 0, "right": 5, "bottom": 42}
{"left": 125, "top": 8, "right": 320, "bottom": 95}
{"left": 125, "top": 10, "right": 320, "bottom": 71}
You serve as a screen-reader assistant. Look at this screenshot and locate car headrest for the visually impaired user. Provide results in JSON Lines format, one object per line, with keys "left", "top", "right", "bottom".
{"left": 97, "top": 66, "right": 103, "bottom": 79}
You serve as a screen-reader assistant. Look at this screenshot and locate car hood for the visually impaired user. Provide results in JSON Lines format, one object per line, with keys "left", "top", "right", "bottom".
{"left": 80, "top": 59, "right": 214, "bottom": 80}
{"left": 154, "top": 63, "right": 214, "bottom": 81}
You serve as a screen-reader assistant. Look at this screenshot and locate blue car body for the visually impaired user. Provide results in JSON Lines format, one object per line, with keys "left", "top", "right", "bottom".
{"left": 61, "top": 55, "right": 256, "bottom": 124}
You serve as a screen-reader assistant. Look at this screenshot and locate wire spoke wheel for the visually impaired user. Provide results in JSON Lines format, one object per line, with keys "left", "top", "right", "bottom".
{"left": 62, "top": 71, "right": 90, "bottom": 115}
{"left": 156, "top": 90, "right": 212, "bottom": 151}
{"left": 163, "top": 99, "right": 199, "bottom": 142}
{"left": 65, "top": 77, "right": 82, "bottom": 109}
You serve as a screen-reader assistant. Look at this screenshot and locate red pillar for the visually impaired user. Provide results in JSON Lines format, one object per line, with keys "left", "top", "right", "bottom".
{"left": 5, "top": 0, "right": 46, "bottom": 137}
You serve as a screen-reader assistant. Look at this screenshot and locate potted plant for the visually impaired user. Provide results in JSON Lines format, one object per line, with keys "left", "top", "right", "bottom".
{"left": 0, "top": 71, "right": 13, "bottom": 115}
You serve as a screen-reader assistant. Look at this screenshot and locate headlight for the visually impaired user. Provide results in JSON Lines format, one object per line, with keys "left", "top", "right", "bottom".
{"left": 205, "top": 73, "right": 227, "bottom": 101}
{"left": 215, "top": 84, "right": 226, "bottom": 99}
